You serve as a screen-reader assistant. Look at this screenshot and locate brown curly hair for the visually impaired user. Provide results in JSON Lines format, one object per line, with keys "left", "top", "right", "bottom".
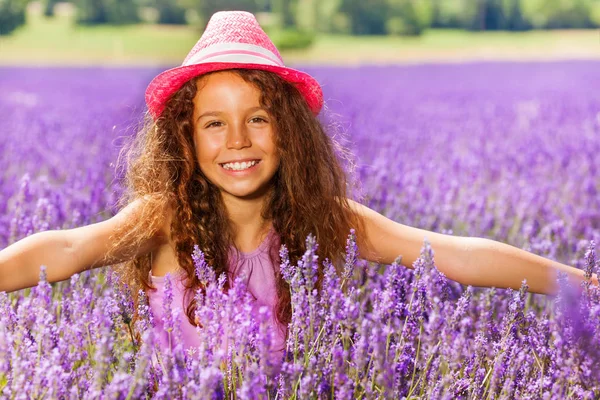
{"left": 107, "top": 68, "right": 367, "bottom": 347}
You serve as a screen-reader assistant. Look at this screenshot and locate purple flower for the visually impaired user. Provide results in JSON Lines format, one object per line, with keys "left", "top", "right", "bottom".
{"left": 279, "top": 244, "right": 294, "bottom": 284}
{"left": 343, "top": 228, "right": 358, "bottom": 282}
{"left": 135, "top": 288, "right": 154, "bottom": 333}
{"left": 192, "top": 244, "right": 215, "bottom": 285}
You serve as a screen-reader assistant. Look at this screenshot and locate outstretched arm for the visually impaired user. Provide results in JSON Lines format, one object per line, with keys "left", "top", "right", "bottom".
{"left": 0, "top": 197, "right": 168, "bottom": 293}
{"left": 458, "top": 238, "right": 598, "bottom": 295}
{"left": 348, "top": 199, "right": 598, "bottom": 295}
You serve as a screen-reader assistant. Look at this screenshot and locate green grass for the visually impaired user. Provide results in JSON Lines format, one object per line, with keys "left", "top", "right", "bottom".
{"left": 1, "top": 6, "right": 599, "bottom": 66}
{"left": 286, "top": 29, "right": 600, "bottom": 65}
{"left": 0, "top": 11, "right": 200, "bottom": 66}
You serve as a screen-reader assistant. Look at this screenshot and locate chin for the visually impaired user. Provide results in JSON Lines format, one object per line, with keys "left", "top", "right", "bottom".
{"left": 222, "top": 181, "right": 274, "bottom": 200}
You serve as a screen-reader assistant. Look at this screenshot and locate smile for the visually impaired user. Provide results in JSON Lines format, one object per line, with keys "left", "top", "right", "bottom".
{"left": 219, "top": 160, "right": 261, "bottom": 172}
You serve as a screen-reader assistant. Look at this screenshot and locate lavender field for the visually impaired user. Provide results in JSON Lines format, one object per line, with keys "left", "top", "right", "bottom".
{"left": 1, "top": 61, "right": 600, "bottom": 399}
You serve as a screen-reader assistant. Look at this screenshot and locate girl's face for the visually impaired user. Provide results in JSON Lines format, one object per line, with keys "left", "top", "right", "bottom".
{"left": 192, "top": 71, "right": 280, "bottom": 200}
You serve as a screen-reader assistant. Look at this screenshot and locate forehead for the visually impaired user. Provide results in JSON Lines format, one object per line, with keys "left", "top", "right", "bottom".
{"left": 195, "top": 71, "right": 256, "bottom": 94}
{"left": 192, "top": 72, "right": 265, "bottom": 114}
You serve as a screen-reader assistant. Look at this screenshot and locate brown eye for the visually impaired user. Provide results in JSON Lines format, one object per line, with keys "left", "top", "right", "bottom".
{"left": 250, "top": 117, "right": 267, "bottom": 124}
{"left": 206, "top": 121, "right": 223, "bottom": 128}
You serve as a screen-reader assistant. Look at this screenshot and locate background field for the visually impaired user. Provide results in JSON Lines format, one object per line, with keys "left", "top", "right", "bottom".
{"left": 2, "top": 1, "right": 600, "bottom": 398}
{"left": 2, "top": 60, "right": 600, "bottom": 398}
{"left": 1, "top": 3, "right": 599, "bottom": 66}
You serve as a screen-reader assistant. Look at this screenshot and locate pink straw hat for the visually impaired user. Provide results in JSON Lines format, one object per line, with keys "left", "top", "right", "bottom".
{"left": 145, "top": 11, "right": 324, "bottom": 120}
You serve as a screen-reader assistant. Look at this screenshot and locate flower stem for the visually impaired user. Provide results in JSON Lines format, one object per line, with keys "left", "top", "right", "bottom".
{"left": 126, "top": 321, "right": 137, "bottom": 352}
{"left": 407, "top": 323, "right": 424, "bottom": 393}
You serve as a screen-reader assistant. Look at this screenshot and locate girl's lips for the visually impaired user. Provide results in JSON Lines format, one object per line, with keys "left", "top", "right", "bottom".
{"left": 219, "top": 158, "right": 261, "bottom": 164}
{"left": 219, "top": 160, "right": 261, "bottom": 175}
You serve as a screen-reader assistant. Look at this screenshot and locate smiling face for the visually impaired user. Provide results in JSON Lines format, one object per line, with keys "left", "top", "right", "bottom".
{"left": 192, "top": 71, "right": 280, "bottom": 201}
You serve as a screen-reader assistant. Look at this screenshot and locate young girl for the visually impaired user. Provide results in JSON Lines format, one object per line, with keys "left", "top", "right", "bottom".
{"left": 0, "top": 10, "right": 597, "bottom": 370}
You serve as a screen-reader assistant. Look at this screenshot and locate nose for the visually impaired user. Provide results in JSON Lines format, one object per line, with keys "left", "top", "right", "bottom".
{"left": 226, "top": 122, "right": 251, "bottom": 150}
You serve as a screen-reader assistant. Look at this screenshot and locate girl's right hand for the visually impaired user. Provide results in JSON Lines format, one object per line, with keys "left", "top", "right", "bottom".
{"left": 0, "top": 198, "right": 167, "bottom": 293}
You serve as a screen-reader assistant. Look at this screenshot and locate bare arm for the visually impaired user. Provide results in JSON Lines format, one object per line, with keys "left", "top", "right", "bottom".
{"left": 348, "top": 199, "right": 599, "bottom": 295}
{"left": 465, "top": 238, "right": 598, "bottom": 295}
{"left": 0, "top": 230, "right": 75, "bottom": 292}
{"left": 347, "top": 199, "right": 473, "bottom": 284}
{"left": 0, "top": 198, "right": 168, "bottom": 293}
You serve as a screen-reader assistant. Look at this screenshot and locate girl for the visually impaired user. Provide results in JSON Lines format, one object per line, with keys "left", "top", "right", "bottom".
{"left": 0, "top": 10, "right": 597, "bottom": 369}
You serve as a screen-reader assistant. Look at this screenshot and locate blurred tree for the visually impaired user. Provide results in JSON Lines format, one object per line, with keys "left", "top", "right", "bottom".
{"left": 542, "top": 0, "right": 596, "bottom": 28}
{"left": 430, "top": 0, "right": 465, "bottom": 28}
{"left": 465, "top": 0, "right": 507, "bottom": 30}
{"left": 104, "top": 0, "right": 140, "bottom": 24}
{"left": 591, "top": 0, "right": 600, "bottom": 26}
{"left": 270, "top": 27, "right": 315, "bottom": 49}
{"left": 386, "top": 0, "right": 433, "bottom": 36}
{"left": 430, "top": 0, "right": 534, "bottom": 31}
{"left": 295, "top": 0, "right": 317, "bottom": 31}
{"left": 504, "top": 0, "right": 594, "bottom": 29}
{"left": 0, "top": 0, "right": 27, "bottom": 35}
{"left": 272, "top": 0, "right": 296, "bottom": 28}
{"left": 155, "top": 0, "right": 187, "bottom": 24}
{"left": 75, "top": 0, "right": 106, "bottom": 24}
{"left": 195, "top": 0, "right": 260, "bottom": 25}
{"left": 505, "top": 0, "right": 531, "bottom": 30}
{"left": 43, "top": 0, "right": 60, "bottom": 17}
{"left": 313, "top": 0, "right": 345, "bottom": 33}
{"left": 75, "top": 0, "right": 140, "bottom": 24}
{"left": 334, "top": 0, "right": 596, "bottom": 34}
{"left": 339, "top": 0, "right": 388, "bottom": 34}
{"left": 339, "top": 0, "right": 431, "bottom": 35}
{"left": 256, "top": 0, "right": 270, "bottom": 12}
{"left": 483, "top": 0, "right": 507, "bottom": 30}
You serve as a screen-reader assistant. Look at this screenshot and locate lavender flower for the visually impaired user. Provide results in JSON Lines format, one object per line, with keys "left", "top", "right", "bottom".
{"left": 279, "top": 243, "right": 295, "bottom": 286}
{"left": 3, "top": 62, "right": 600, "bottom": 398}
{"left": 342, "top": 228, "right": 358, "bottom": 282}
{"left": 192, "top": 244, "right": 215, "bottom": 285}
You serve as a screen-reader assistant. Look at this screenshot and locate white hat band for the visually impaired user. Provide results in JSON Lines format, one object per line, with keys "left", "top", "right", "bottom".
{"left": 183, "top": 42, "right": 284, "bottom": 67}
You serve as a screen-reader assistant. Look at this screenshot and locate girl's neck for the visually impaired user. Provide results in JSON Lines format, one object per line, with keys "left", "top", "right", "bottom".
{"left": 222, "top": 191, "right": 272, "bottom": 253}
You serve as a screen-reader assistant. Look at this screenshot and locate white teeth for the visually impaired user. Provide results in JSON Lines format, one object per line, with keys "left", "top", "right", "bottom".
{"left": 222, "top": 160, "right": 259, "bottom": 171}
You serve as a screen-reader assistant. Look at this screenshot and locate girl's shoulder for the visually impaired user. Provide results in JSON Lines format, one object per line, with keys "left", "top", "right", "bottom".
{"left": 127, "top": 194, "right": 175, "bottom": 245}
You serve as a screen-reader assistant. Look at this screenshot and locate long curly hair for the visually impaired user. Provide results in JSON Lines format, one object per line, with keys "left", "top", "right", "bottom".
{"left": 107, "top": 68, "right": 367, "bottom": 345}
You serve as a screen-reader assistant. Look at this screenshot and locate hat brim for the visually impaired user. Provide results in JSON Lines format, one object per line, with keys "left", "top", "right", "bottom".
{"left": 145, "top": 62, "right": 324, "bottom": 120}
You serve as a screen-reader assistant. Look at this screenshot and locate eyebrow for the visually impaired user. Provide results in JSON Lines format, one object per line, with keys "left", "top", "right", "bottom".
{"left": 196, "top": 106, "right": 265, "bottom": 122}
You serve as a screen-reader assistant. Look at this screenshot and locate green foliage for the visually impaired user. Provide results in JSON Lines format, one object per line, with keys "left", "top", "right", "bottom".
{"left": 431, "top": 0, "right": 465, "bottom": 28}
{"left": 505, "top": 0, "right": 531, "bottom": 31}
{"left": 75, "top": 0, "right": 140, "bottom": 25}
{"left": 591, "top": 1, "right": 600, "bottom": 26}
{"left": 520, "top": 0, "right": 597, "bottom": 29}
{"left": 340, "top": 0, "right": 388, "bottom": 34}
{"left": 408, "top": 0, "right": 600, "bottom": 31}
{"left": 387, "top": 0, "right": 433, "bottom": 36}
{"left": 431, "top": 0, "right": 533, "bottom": 31}
{"left": 271, "top": 0, "right": 295, "bottom": 28}
{"left": 460, "top": 0, "right": 510, "bottom": 31}
{"left": 339, "top": 0, "right": 432, "bottom": 36}
{"left": 155, "top": 0, "right": 187, "bottom": 25}
{"left": 105, "top": 0, "right": 140, "bottom": 24}
{"left": 43, "top": 0, "right": 61, "bottom": 17}
{"left": 463, "top": 0, "right": 596, "bottom": 30}
{"left": 294, "top": 0, "right": 317, "bottom": 31}
{"left": 312, "top": 0, "right": 345, "bottom": 33}
{"left": 269, "top": 28, "right": 315, "bottom": 50}
{"left": 195, "top": 0, "right": 260, "bottom": 26}
{"left": 0, "top": 0, "right": 27, "bottom": 35}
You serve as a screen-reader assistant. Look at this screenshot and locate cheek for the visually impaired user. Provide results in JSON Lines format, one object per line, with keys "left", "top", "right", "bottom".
{"left": 258, "top": 131, "right": 278, "bottom": 154}
{"left": 195, "top": 137, "right": 222, "bottom": 162}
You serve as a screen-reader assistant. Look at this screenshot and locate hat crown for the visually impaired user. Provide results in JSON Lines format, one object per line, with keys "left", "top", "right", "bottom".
{"left": 145, "top": 10, "right": 323, "bottom": 120}
{"left": 182, "top": 11, "right": 283, "bottom": 67}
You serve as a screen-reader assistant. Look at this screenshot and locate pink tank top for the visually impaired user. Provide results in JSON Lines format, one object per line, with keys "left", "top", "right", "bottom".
{"left": 147, "top": 227, "right": 287, "bottom": 374}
